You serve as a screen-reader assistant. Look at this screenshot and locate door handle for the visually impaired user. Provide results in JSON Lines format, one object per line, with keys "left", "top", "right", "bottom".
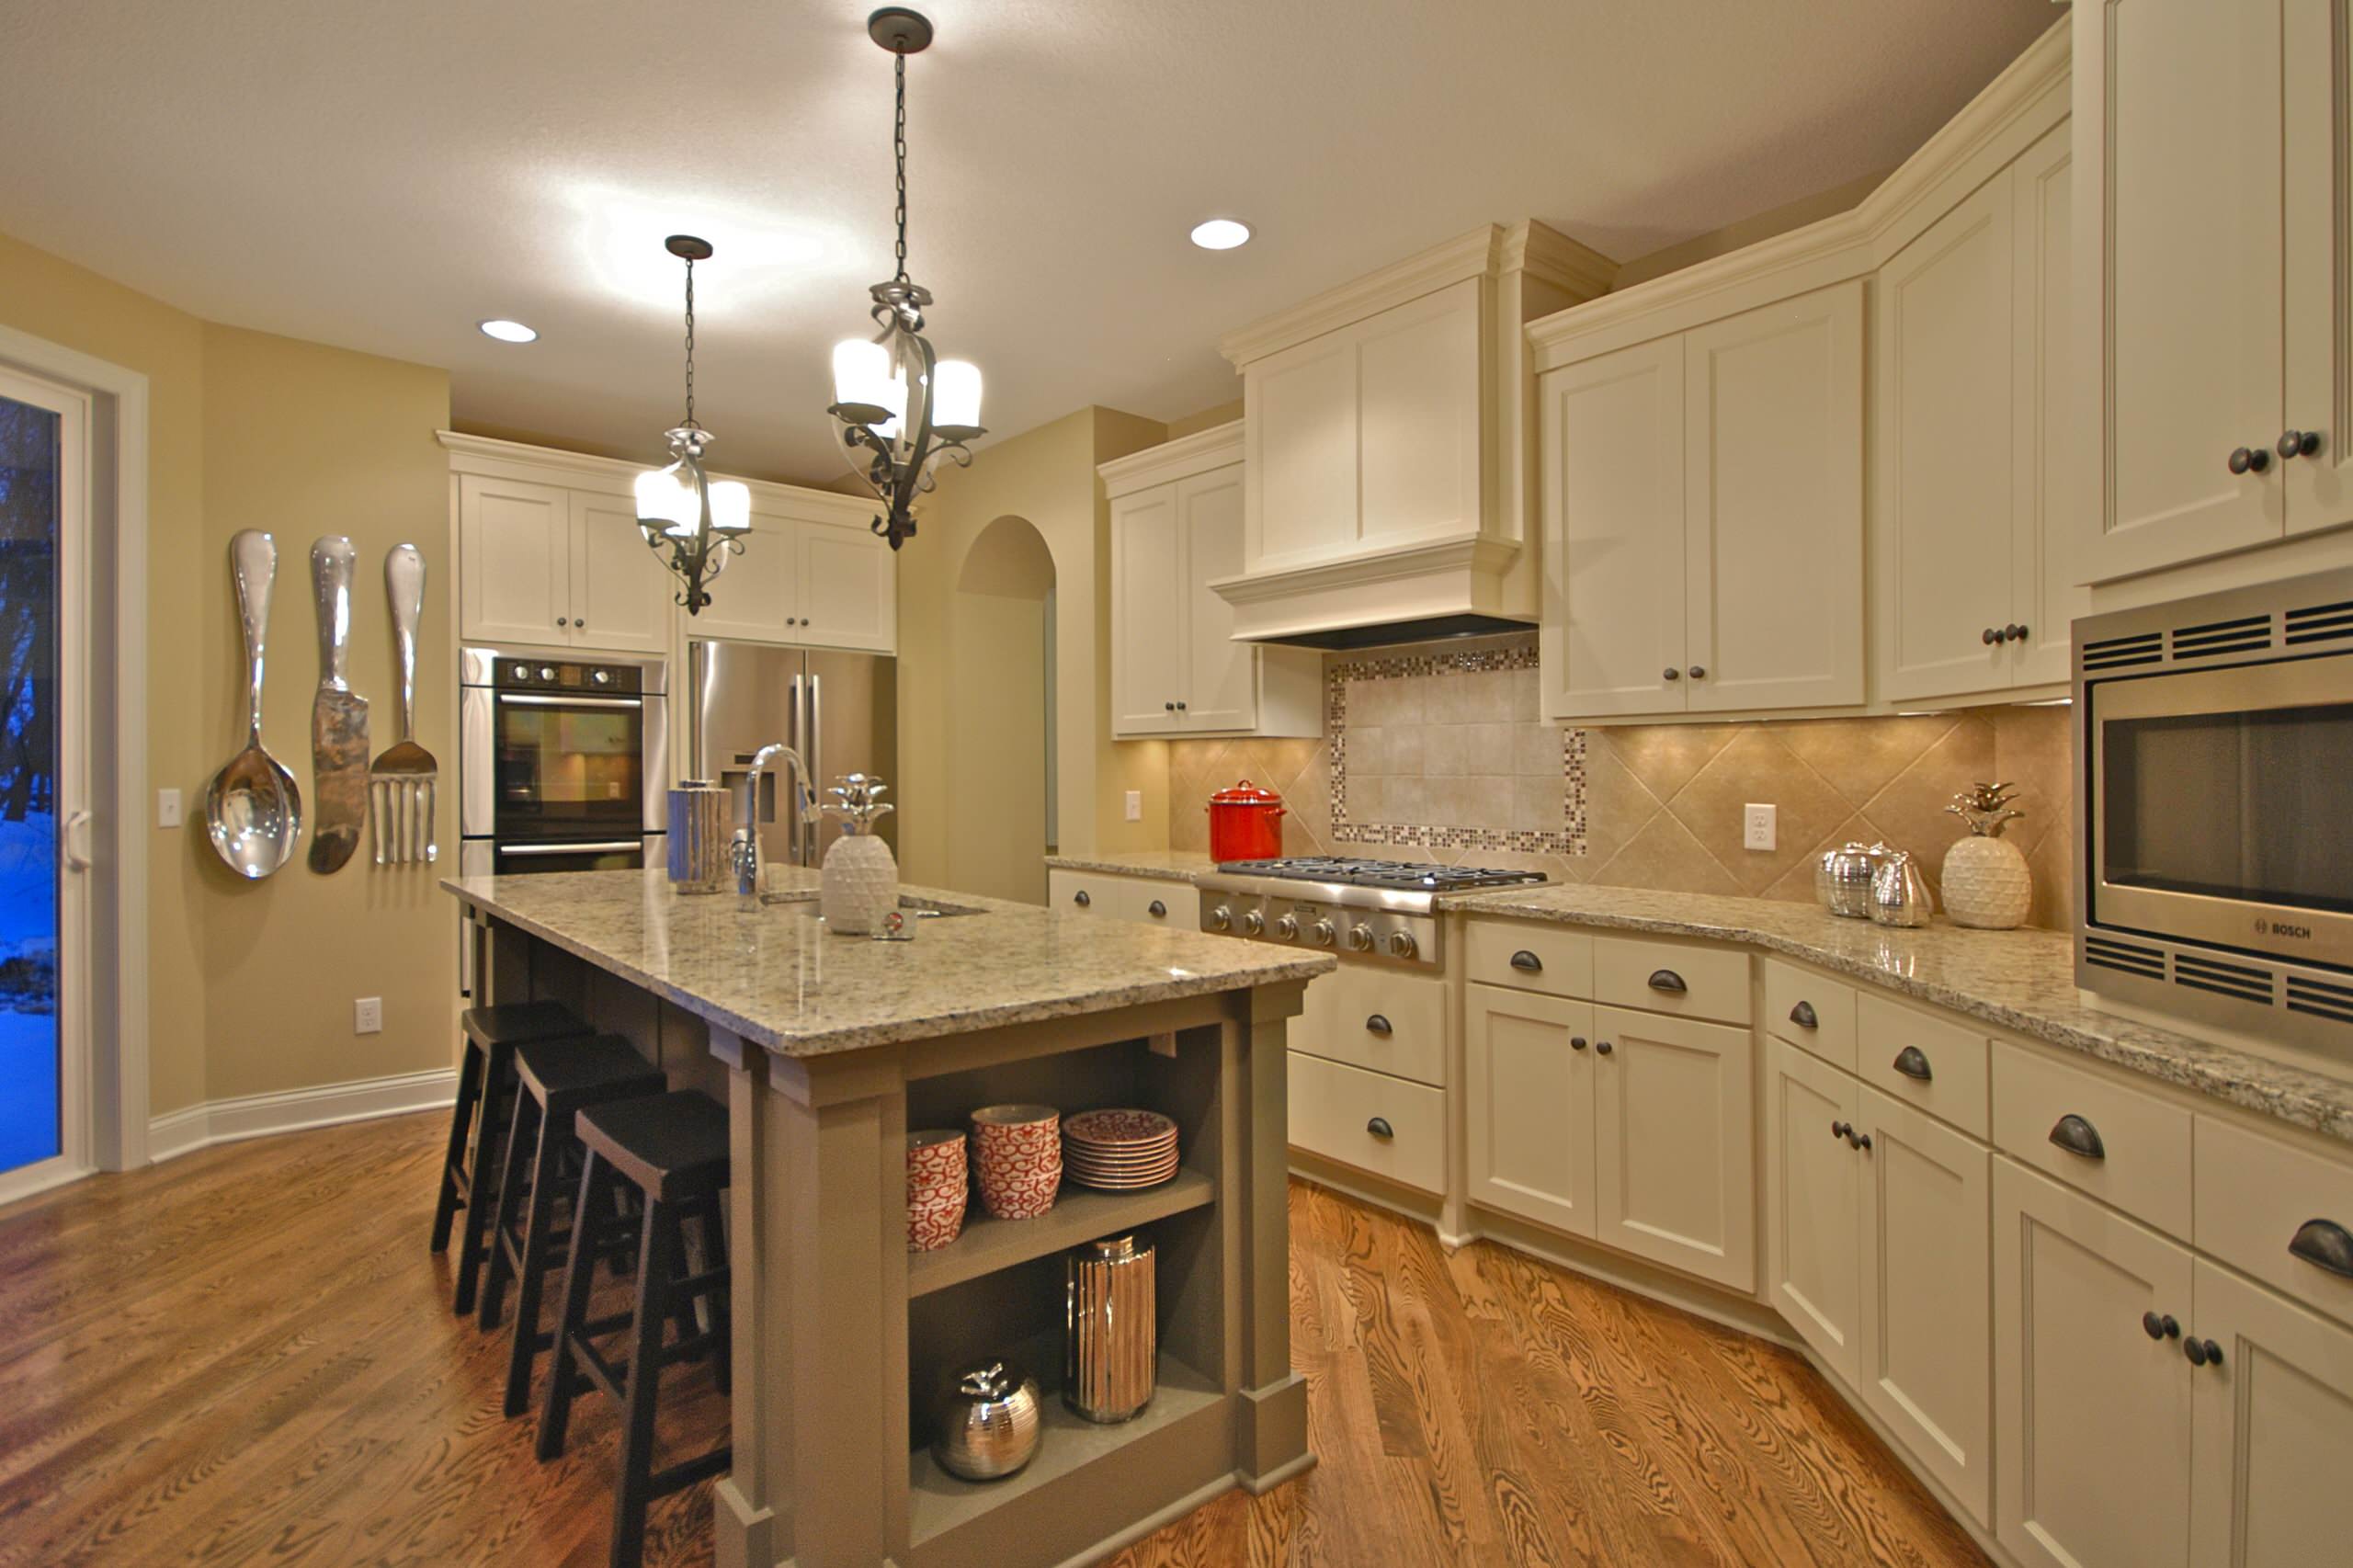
{"left": 1364, "top": 1014, "right": 1393, "bottom": 1037}
{"left": 1892, "top": 1046, "right": 1933, "bottom": 1082}
{"left": 63, "top": 809, "right": 93, "bottom": 872}
{"left": 1646, "top": 968, "right": 1687, "bottom": 994}
{"left": 2049, "top": 1113, "right": 2106, "bottom": 1160}
{"left": 1509, "top": 949, "right": 1543, "bottom": 972}
{"left": 2289, "top": 1219, "right": 2353, "bottom": 1278}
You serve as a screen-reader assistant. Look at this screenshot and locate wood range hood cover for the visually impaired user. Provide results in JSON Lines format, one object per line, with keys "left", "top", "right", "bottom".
{"left": 1209, "top": 222, "right": 1615, "bottom": 652}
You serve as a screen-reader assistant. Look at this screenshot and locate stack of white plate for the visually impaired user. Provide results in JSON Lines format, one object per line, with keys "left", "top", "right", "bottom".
{"left": 1063, "top": 1108, "right": 1179, "bottom": 1191}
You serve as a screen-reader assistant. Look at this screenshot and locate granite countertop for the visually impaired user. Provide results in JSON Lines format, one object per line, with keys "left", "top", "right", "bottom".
{"left": 444, "top": 868, "right": 1334, "bottom": 1059}
{"left": 1439, "top": 883, "right": 2353, "bottom": 1144}
{"left": 1043, "top": 849, "right": 1220, "bottom": 881}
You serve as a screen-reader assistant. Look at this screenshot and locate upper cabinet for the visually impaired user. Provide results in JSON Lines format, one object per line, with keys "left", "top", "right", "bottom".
{"left": 443, "top": 433, "right": 897, "bottom": 658}
{"left": 1212, "top": 224, "right": 1614, "bottom": 642}
{"left": 2076, "top": 0, "right": 2353, "bottom": 580}
{"left": 1101, "top": 424, "right": 1319, "bottom": 739}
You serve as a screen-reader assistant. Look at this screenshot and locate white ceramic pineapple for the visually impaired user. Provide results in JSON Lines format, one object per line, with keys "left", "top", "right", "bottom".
{"left": 1940, "top": 782, "right": 2032, "bottom": 930}
{"left": 819, "top": 774, "right": 898, "bottom": 935}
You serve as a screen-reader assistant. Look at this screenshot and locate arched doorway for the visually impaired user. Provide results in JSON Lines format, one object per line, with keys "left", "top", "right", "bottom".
{"left": 947, "top": 515, "right": 1056, "bottom": 903}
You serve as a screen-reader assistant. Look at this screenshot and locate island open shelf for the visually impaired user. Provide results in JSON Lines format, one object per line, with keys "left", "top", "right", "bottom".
{"left": 908, "top": 1168, "right": 1215, "bottom": 1297}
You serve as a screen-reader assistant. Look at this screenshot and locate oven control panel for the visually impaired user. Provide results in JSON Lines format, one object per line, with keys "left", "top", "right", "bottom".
{"left": 1199, "top": 892, "right": 1440, "bottom": 966}
{"left": 492, "top": 659, "right": 643, "bottom": 695}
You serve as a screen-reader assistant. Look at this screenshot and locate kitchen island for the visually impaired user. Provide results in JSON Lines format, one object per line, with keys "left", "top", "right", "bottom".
{"left": 443, "top": 867, "right": 1332, "bottom": 1568}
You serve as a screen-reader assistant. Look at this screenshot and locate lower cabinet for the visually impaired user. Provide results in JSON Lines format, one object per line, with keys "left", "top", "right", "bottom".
{"left": 1766, "top": 1040, "right": 1864, "bottom": 1382}
{"left": 1463, "top": 983, "right": 1597, "bottom": 1237}
{"left": 1592, "top": 1005, "right": 1754, "bottom": 1290}
{"left": 2188, "top": 1257, "right": 2353, "bottom": 1567}
{"left": 1043, "top": 869, "right": 1191, "bottom": 926}
{"left": 1287, "top": 1049, "right": 1446, "bottom": 1197}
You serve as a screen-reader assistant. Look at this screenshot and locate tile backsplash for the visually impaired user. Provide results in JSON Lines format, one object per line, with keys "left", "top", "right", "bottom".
{"left": 1166, "top": 632, "right": 2075, "bottom": 930}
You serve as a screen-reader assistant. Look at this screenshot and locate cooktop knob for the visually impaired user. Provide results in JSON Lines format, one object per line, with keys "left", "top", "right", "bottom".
{"left": 1347, "top": 924, "right": 1374, "bottom": 952}
{"left": 591, "top": 668, "right": 611, "bottom": 685}
{"left": 1243, "top": 909, "right": 1265, "bottom": 937}
{"left": 1209, "top": 904, "right": 1233, "bottom": 932}
{"left": 1312, "top": 918, "right": 1336, "bottom": 947}
{"left": 1385, "top": 930, "right": 1418, "bottom": 959}
{"left": 1273, "top": 913, "right": 1299, "bottom": 940}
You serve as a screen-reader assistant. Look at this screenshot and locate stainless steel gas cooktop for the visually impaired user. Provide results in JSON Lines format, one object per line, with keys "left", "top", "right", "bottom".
{"left": 1196, "top": 857, "right": 1549, "bottom": 966}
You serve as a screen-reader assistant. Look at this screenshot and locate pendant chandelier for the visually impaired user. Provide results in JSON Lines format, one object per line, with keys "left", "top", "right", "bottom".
{"left": 829, "top": 6, "right": 983, "bottom": 551}
{"left": 635, "top": 234, "right": 750, "bottom": 614}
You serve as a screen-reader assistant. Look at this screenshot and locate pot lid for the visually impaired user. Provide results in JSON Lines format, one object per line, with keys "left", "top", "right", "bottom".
{"left": 1209, "top": 778, "right": 1283, "bottom": 804}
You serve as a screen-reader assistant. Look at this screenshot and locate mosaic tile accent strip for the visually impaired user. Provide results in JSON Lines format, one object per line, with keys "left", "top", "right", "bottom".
{"left": 1326, "top": 642, "right": 1587, "bottom": 857}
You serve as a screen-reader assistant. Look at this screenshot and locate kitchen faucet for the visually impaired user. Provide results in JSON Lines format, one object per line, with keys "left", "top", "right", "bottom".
{"left": 732, "top": 742, "right": 815, "bottom": 898}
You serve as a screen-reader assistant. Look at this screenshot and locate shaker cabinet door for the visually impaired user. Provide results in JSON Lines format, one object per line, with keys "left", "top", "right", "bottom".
{"left": 2008, "top": 119, "right": 2084, "bottom": 687}
{"left": 1590, "top": 1005, "right": 1755, "bottom": 1290}
{"left": 568, "top": 491, "right": 675, "bottom": 655}
{"left": 798, "top": 520, "right": 896, "bottom": 653}
{"left": 693, "top": 501, "right": 804, "bottom": 644}
{"left": 1176, "top": 466, "right": 1256, "bottom": 733}
{"left": 2283, "top": 0, "right": 2353, "bottom": 537}
{"left": 1109, "top": 485, "right": 1185, "bottom": 735}
{"left": 1540, "top": 336, "right": 1688, "bottom": 720}
{"left": 2188, "top": 1258, "right": 2353, "bottom": 1567}
{"left": 460, "top": 473, "right": 572, "bottom": 646}
{"left": 1764, "top": 1040, "right": 1863, "bottom": 1386}
{"left": 1463, "top": 983, "right": 1596, "bottom": 1238}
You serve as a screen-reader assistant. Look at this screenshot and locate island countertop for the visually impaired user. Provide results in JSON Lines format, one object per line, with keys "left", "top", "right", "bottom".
{"left": 443, "top": 867, "right": 1335, "bottom": 1058}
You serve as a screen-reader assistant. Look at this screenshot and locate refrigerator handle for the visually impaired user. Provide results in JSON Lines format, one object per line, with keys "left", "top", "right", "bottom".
{"left": 807, "top": 672, "right": 823, "bottom": 868}
{"left": 787, "top": 672, "right": 803, "bottom": 866}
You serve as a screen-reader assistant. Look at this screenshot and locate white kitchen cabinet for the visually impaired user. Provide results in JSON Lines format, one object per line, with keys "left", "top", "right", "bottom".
{"left": 1540, "top": 283, "right": 1863, "bottom": 721}
{"left": 2282, "top": 0, "right": 2353, "bottom": 540}
{"left": 1995, "top": 1158, "right": 2195, "bottom": 1568}
{"left": 1590, "top": 1004, "right": 1755, "bottom": 1290}
{"left": 1873, "top": 123, "right": 2081, "bottom": 704}
{"left": 1044, "top": 868, "right": 1191, "bottom": 927}
{"left": 697, "top": 503, "right": 896, "bottom": 653}
{"left": 2188, "top": 1258, "right": 2353, "bottom": 1566}
{"left": 1101, "top": 426, "right": 1319, "bottom": 740}
{"left": 1463, "top": 983, "right": 1597, "bottom": 1238}
{"left": 1765, "top": 1039, "right": 1863, "bottom": 1385}
{"left": 1855, "top": 1085, "right": 1992, "bottom": 1526}
{"left": 457, "top": 473, "right": 670, "bottom": 654}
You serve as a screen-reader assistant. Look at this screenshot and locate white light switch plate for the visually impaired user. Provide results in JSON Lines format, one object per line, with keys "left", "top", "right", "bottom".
{"left": 157, "top": 788, "right": 183, "bottom": 828}
{"left": 353, "top": 997, "right": 383, "bottom": 1035}
{"left": 1744, "top": 803, "right": 1778, "bottom": 851}
{"left": 1124, "top": 790, "right": 1142, "bottom": 823}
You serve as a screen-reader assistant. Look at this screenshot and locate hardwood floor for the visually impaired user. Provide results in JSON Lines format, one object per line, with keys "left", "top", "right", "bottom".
{"left": 0, "top": 1112, "right": 1987, "bottom": 1567}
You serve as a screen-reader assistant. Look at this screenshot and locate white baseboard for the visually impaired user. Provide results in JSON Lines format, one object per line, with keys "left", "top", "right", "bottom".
{"left": 147, "top": 1066, "right": 457, "bottom": 1164}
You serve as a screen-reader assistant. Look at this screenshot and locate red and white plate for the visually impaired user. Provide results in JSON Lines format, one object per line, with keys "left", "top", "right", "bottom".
{"left": 1063, "top": 1108, "right": 1177, "bottom": 1148}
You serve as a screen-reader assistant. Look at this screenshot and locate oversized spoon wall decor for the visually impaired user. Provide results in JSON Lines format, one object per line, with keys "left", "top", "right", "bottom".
{"left": 203, "top": 529, "right": 303, "bottom": 879}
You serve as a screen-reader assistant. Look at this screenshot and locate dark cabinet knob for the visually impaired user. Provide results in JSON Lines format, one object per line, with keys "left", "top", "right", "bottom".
{"left": 1146, "top": 900, "right": 1166, "bottom": 918}
{"left": 1366, "top": 1117, "right": 1394, "bottom": 1140}
{"left": 1663, "top": 666, "right": 1681, "bottom": 681}
{"left": 1983, "top": 627, "right": 2001, "bottom": 645}
{"left": 1646, "top": 969, "right": 1688, "bottom": 994}
{"left": 1595, "top": 1040, "right": 1613, "bottom": 1056}
{"left": 1831, "top": 1119, "right": 1852, "bottom": 1141}
{"left": 574, "top": 620, "right": 585, "bottom": 630}
{"left": 2229, "top": 445, "right": 2272, "bottom": 474}
{"left": 2050, "top": 1113, "right": 2106, "bottom": 1161}
{"left": 1853, "top": 1130, "right": 1872, "bottom": 1152}
{"left": 1789, "top": 1000, "right": 1818, "bottom": 1029}
{"left": 1570, "top": 1035, "right": 1588, "bottom": 1051}
{"left": 2142, "top": 1311, "right": 2181, "bottom": 1341}
{"left": 1892, "top": 1045, "right": 1933, "bottom": 1082}
{"left": 1164, "top": 701, "right": 1176, "bottom": 711}
{"left": 1073, "top": 890, "right": 1090, "bottom": 907}
{"left": 557, "top": 616, "right": 570, "bottom": 627}
{"left": 1365, "top": 1013, "right": 1393, "bottom": 1037}
{"left": 2279, "top": 428, "right": 2322, "bottom": 459}
{"left": 2289, "top": 1218, "right": 2353, "bottom": 1278}
{"left": 1509, "top": 949, "right": 1543, "bottom": 972}
{"left": 2003, "top": 623, "right": 2027, "bottom": 642}
{"left": 1688, "top": 665, "right": 1707, "bottom": 679}
{"left": 1175, "top": 700, "right": 1188, "bottom": 710}
{"left": 2185, "top": 1336, "right": 2223, "bottom": 1369}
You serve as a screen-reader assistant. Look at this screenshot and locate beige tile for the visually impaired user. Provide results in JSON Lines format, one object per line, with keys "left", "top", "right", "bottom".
{"left": 2024, "top": 816, "right": 2075, "bottom": 931}
{"left": 1279, "top": 811, "right": 1324, "bottom": 858}
{"left": 1463, "top": 722, "right": 1516, "bottom": 776}
{"left": 1285, "top": 762, "right": 1334, "bottom": 844}
{"left": 1514, "top": 776, "right": 1563, "bottom": 834}
{"left": 1347, "top": 775, "right": 1386, "bottom": 824}
{"left": 1856, "top": 715, "right": 1995, "bottom": 875}
{"left": 1587, "top": 811, "right": 1745, "bottom": 897}
{"left": 1756, "top": 810, "right": 1877, "bottom": 905}
{"left": 1508, "top": 666, "right": 1540, "bottom": 722}
{"left": 1386, "top": 778, "right": 1430, "bottom": 825}
{"left": 1424, "top": 724, "right": 1467, "bottom": 778}
{"left": 1667, "top": 729, "right": 1854, "bottom": 895}
{"left": 1347, "top": 725, "right": 1385, "bottom": 777}
{"left": 1388, "top": 725, "right": 1427, "bottom": 778}
{"left": 1768, "top": 713, "right": 1961, "bottom": 811}
{"left": 1459, "top": 776, "right": 1513, "bottom": 833}
{"left": 1603, "top": 723, "right": 1742, "bottom": 801}
{"left": 1170, "top": 805, "right": 1209, "bottom": 853}
{"left": 1516, "top": 723, "right": 1567, "bottom": 777}
{"left": 1577, "top": 741, "right": 1663, "bottom": 870}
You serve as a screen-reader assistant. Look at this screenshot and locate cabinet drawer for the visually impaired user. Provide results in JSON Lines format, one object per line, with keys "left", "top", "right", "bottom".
{"left": 1292, "top": 961, "right": 1447, "bottom": 1087}
{"left": 1992, "top": 1043, "right": 2192, "bottom": 1235}
{"left": 1115, "top": 877, "right": 1192, "bottom": 928}
{"left": 1856, "top": 994, "right": 1990, "bottom": 1140}
{"left": 1464, "top": 919, "right": 1594, "bottom": 998}
{"left": 2194, "top": 1116, "right": 2353, "bottom": 1331}
{"left": 1594, "top": 936, "right": 1751, "bottom": 1025}
{"left": 1287, "top": 1051, "right": 1446, "bottom": 1196}
{"left": 1764, "top": 960, "right": 1857, "bottom": 1071}
{"left": 1048, "top": 869, "right": 1113, "bottom": 915}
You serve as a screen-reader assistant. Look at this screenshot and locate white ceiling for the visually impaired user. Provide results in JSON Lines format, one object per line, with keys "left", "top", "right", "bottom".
{"left": 0, "top": 0, "right": 2056, "bottom": 485}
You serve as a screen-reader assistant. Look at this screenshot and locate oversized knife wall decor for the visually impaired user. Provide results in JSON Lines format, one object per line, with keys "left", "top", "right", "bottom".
{"left": 307, "top": 537, "right": 369, "bottom": 873}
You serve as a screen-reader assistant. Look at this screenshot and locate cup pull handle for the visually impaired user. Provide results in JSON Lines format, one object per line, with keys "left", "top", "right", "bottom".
{"left": 1367, "top": 1117, "right": 1394, "bottom": 1140}
{"left": 2289, "top": 1219, "right": 2353, "bottom": 1278}
{"left": 1647, "top": 969, "right": 1688, "bottom": 994}
{"left": 2050, "top": 1113, "right": 2106, "bottom": 1161}
{"left": 1789, "top": 1000, "right": 1818, "bottom": 1029}
{"left": 1147, "top": 900, "right": 1167, "bottom": 918}
{"left": 1892, "top": 1046, "right": 1933, "bottom": 1082}
{"left": 1509, "top": 950, "right": 1543, "bottom": 972}
{"left": 1365, "top": 1014, "right": 1393, "bottom": 1037}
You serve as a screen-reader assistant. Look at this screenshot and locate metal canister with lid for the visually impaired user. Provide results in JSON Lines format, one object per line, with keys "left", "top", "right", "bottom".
{"left": 1815, "top": 841, "right": 1890, "bottom": 919}
{"left": 1064, "top": 1233, "right": 1157, "bottom": 1423}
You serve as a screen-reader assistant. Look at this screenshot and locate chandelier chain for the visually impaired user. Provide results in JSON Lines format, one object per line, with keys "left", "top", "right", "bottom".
{"left": 892, "top": 51, "right": 909, "bottom": 283}
{"left": 681, "top": 255, "right": 698, "bottom": 429}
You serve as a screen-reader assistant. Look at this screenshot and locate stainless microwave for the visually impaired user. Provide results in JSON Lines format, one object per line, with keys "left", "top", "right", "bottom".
{"left": 2075, "top": 568, "right": 2353, "bottom": 1047}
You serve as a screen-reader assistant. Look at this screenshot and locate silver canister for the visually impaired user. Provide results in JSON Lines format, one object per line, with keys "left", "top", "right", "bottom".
{"left": 931, "top": 1358, "right": 1042, "bottom": 1481}
{"left": 1870, "top": 849, "right": 1937, "bottom": 928}
{"left": 1816, "top": 841, "right": 1889, "bottom": 918}
{"left": 666, "top": 782, "right": 732, "bottom": 893}
{"left": 1065, "top": 1234, "right": 1156, "bottom": 1424}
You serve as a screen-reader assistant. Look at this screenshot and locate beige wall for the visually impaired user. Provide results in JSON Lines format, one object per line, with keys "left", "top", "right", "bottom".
{"left": 1164, "top": 399, "right": 1243, "bottom": 440}
{"left": 0, "top": 231, "right": 453, "bottom": 1118}
{"left": 1609, "top": 167, "right": 1895, "bottom": 290}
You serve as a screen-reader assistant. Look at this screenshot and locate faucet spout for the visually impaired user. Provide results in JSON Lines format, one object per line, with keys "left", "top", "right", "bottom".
{"left": 733, "top": 742, "right": 813, "bottom": 898}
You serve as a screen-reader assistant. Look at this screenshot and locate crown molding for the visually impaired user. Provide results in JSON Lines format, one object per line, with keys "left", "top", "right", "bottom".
{"left": 1219, "top": 225, "right": 1506, "bottom": 369}
{"left": 1097, "top": 419, "right": 1244, "bottom": 496}
{"left": 1503, "top": 219, "right": 1619, "bottom": 301}
{"left": 436, "top": 430, "right": 877, "bottom": 526}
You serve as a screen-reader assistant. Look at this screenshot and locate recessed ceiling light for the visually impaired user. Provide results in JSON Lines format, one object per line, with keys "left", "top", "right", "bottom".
{"left": 1189, "top": 219, "right": 1251, "bottom": 251}
{"left": 478, "top": 318, "right": 539, "bottom": 343}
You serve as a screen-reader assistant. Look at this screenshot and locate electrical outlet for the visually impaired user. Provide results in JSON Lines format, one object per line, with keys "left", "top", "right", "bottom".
{"left": 157, "top": 788, "right": 183, "bottom": 828}
{"left": 1744, "top": 803, "right": 1778, "bottom": 852}
{"left": 353, "top": 997, "right": 383, "bottom": 1035}
{"left": 1124, "top": 790, "right": 1142, "bottom": 823}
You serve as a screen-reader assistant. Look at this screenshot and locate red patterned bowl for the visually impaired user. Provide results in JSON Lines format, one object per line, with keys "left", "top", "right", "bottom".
{"left": 908, "top": 1183, "right": 968, "bottom": 1251}
{"left": 907, "top": 1129, "right": 967, "bottom": 1186}
{"left": 976, "top": 1157, "right": 1062, "bottom": 1221}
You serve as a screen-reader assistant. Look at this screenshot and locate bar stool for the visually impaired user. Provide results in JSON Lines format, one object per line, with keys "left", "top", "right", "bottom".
{"left": 540, "top": 1090, "right": 732, "bottom": 1568}
{"left": 480, "top": 1035, "right": 669, "bottom": 1407}
{"left": 433, "top": 1000, "right": 591, "bottom": 1316}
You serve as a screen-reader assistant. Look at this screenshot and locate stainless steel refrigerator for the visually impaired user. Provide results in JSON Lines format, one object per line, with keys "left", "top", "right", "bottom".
{"left": 688, "top": 639, "right": 898, "bottom": 869}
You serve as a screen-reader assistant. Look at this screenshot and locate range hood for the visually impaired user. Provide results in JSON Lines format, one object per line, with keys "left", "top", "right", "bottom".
{"left": 1210, "top": 532, "right": 1537, "bottom": 649}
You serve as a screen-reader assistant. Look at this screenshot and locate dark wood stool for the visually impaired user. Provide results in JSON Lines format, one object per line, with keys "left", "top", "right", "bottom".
{"left": 540, "top": 1090, "right": 732, "bottom": 1568}
{"left": 480, "top": 1034, "right": 669, "bottom": 1411}
{"left": 434, "top": 1000, "right": 590, "bottom": 1316}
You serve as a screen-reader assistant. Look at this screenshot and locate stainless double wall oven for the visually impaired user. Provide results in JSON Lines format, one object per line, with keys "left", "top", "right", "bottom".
{"left": 460, "top": 647, "right": 668, "bottom": 875}
{"left": 2075, "top": 567, "right": 2353, "bottom": 1050}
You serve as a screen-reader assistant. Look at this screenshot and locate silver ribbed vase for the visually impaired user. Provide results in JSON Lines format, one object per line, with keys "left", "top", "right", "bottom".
{"left": 666, "top": 781, "right": 732, "bottom": 894}
{"left": 1064, "top": 1234, "right": 1156, "bottom": 1424}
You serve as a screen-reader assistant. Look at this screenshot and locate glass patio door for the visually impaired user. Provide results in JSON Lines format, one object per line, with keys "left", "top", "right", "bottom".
{"left": 0, "top": 365, "right": 86, "bottom": 1199}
